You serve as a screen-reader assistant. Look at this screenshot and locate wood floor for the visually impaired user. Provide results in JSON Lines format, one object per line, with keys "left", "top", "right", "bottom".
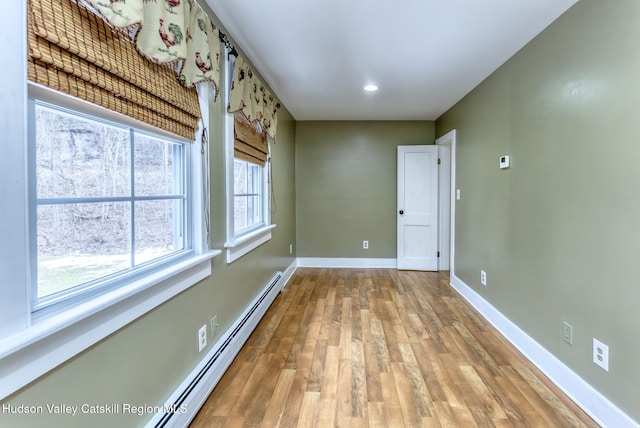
{"left": 190, "top": 268, "right": 598, "bottom": 427}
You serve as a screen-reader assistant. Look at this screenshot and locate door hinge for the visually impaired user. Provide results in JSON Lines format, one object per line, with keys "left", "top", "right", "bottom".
{"left": 437, "top": 251, "right": 440, "bottom": 257}
{"left": 438, "top": 158, "right": 441, "bottom": 165}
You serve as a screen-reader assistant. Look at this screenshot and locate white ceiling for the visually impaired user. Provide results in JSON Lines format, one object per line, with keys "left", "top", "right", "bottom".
{"left": 205, "top": 0, "right": 579, "bottom": 121}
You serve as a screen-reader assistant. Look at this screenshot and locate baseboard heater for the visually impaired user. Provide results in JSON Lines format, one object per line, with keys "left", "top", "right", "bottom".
{"left": 147, "top": 272, "right": 283, "bottom": 428}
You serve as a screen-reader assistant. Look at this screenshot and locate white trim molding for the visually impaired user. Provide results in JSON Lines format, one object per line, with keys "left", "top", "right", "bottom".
{"left": 224, "top": 224, "right": 277, "bottom": 264}
{"left": 449, "top": 273, "right": 639, "bottom": 428}
{"left": 296, "top": 258, "right": 397, "bottom": 269}
{"left": 280, "top": 259, "right": 298, "bottom": 292}
{"left": 0, "top": 251, "right": 221, "bottom": 401}
{"left": 436, "top": 129, "right": 456, "bottom": 274}
{"left": 0, "top": 0, "right": 29, "bottom": 340}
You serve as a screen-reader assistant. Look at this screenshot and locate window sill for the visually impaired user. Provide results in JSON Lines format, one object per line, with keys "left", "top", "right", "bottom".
{"left": 0, "top": 250, "right": 221, "bottom": 401}
{"left": 225, "top": 224, "right": 277, "bottom": 263}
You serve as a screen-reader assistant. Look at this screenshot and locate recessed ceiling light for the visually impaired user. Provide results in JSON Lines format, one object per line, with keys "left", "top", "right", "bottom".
{"left": 364, "top": 84, "right": 378, "bottom": 92}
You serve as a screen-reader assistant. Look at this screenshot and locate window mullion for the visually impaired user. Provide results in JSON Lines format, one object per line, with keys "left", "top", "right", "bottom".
{"left": 129, "top": 128, "right": 135, "bottom": 268}
{"left": 173, "top": 143, "right": 182, "bottom": 250}
{"left": 258, "top": 164, "right": 264, "bottom": 224}
{"left": 246, "top": 194, "right": 251, "bottom": 230}
{"left": 28, "top": 98, "right": 39, "bottom": 307}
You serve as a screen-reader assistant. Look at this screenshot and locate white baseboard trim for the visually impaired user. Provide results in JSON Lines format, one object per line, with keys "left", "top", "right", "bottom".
{"left": 280, "top": 259, "right": 298, "bottom": 291}
{"left": 146, "top": 262, "right": 296, "bottom": 428}
{"left": 449, "top": 273, "right": 638, "bottom": 428}
{"left": 296, "top": 257, "right": 397, "bottom": 268}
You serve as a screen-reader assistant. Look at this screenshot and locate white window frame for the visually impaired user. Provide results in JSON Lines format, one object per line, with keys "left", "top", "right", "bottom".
{"left": 0, "top": 7, "right": 220, "bottom": 399}
{"left": 223, "top": 52, "right": 275, "bottom": 263}
{"left": 29, "top": 97, "right": 194, "bottom": 312}
{"left": 233, "top": 158, "right": 265, "bottom": 234}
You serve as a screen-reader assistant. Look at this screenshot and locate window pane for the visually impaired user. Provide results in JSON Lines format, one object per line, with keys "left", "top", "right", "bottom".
{"left": 37, "top": 202, "right": 131, "bottom": 298}
{"left": 247, "top": 163, "right": 256, "bottom": 193}
{"left": 234, "top": 196, "right": 248, "bottom": 231}
{"left": 234, "top": 159, "right": 247, "bottom": 194}
{"left": 32, "top": 100, "right": 191, "bottom": 309}
{"left": 134, "top": 199, "right": 184, "bottom": 265}
{"left": 233, "top": 159, "right": 261, "bottom": 195}
{"left": 251, "top": 194, "right": 261, "bottom": 223}
{"left": 233, "top": 158, "right": 263, "bottom": 234}
{"left": 134, "top": 133, "right": 182, "bottom": 196}
{"left": 234, "top": 195, "right": 262, "bottom": 232}
{"left": 35, "top": 104, "right": 130, "bottom": 199}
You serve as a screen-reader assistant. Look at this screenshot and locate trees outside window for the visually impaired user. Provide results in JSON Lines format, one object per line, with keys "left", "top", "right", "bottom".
{"left": 33, "top": 101, "right": 189, "bottom": 308}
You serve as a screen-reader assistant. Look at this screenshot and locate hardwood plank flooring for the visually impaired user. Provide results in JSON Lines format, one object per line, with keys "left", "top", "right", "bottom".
{"left": 190, "top": 269, "right": 598, "bottom": 428}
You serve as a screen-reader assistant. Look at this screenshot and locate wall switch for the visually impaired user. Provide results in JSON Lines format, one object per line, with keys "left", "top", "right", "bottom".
{"left": 198, "top": 324, "right": 207, "bottom": 352}
{"left": 456, "top": 189, "right": 461, "bottom": 200}
{"left": 562, "top": 322, "right": 573, "bottom": 345}
{"left": 480, "top": 270, "right": 487, "bottom": 286}
{"left": 363, "top": 240, "right": 369, "bottom": 249}
{"left": 593, "top": 338, "right": 609, "bottom": 371}
{"left": 210, "top": 316, "right": 218, "bottom": 338}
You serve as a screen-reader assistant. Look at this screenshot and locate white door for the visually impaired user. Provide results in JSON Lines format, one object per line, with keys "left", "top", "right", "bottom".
{"left": 397, "top": 145, "right": 439, "bottom": 271}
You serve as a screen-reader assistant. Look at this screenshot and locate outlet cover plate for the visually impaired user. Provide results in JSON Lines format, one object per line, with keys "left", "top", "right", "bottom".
{"left": 480, "top": 270, "right": 487, "bottom": 286}
{"left": 198, "top": 325, "right": 207, "bottom": 352}
{"left": 210, "top": 316, "right": 218, "bottom": 338}
{"left": 562, "top": 322, "right": 573, "bottom": 345}
{"left": 593, "top": 338, "right": 609, "bottom": 371}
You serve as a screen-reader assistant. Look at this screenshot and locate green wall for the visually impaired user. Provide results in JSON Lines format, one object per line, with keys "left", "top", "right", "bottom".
{"left": 6, "top": 0, "right": 640, "bottom": 425}
{"left": 295, "top": 121, "right": 435, "bottom": 258}
{"left": 0, "top": 84, "right": 297, "bottom": 428}
{"left": 436, "top": 0, "right": 640, "bottom": 422}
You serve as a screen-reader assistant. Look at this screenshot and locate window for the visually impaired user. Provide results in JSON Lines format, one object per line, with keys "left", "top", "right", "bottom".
{"left": 0, "top": 4, "right": 220, "bottom": 400}
{"left": 31, "top": 99, "right": 191, "bottom": 310}
{"left": 223, "top": 53, "right": 276, "bottom": 263}
{"left": 224, "top": 152, "right": 274, "bottom": 263}
{"left": 233, "top": 158, "right": 263, "bottom": 233}
{"left": 0, "top": 85, "right": 219, "bottom": 400}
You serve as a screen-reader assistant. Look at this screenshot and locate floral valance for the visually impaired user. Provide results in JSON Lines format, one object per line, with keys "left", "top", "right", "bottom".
{"left": 228, "top": 56, "right": 280, "bottom": 139}
{"left": 84, "top": 0, "right": 220, "bottom": 92}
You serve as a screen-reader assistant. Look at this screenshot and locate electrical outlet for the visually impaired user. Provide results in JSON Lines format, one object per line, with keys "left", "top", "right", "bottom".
{"left": 289, "top": 244, "right": 293, "bottom": 255}
{"left": 456, "top": 189, "right": 461, "bottom": 200}
{"left": 210, "top": 316, "right": 218, "bottom": 338}
{"left": 198, "top": 324, "right": 207, "bottom": 352}
{"left": 562, "top": 322, "right": 573, "bottom": 345}
{"left": 480, "top": 270, "right": 487, "bottom": 286}
{"left": 593, "top": 338, "right": 609, "bottom": 371}
{"left": 363, "top": 240, "right": 369, "bottom": 249}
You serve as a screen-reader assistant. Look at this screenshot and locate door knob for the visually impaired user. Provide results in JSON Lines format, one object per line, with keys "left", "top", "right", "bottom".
{"left": 399, "top": 210, "right": 404, "bottom": 215}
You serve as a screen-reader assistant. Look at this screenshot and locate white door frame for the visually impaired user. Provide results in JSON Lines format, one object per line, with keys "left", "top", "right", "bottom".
{"left": 437, "top": 141, "right": 451, "bottom": 271}
{"left": 436, "top": 130, "right": 457, "bottom": 275}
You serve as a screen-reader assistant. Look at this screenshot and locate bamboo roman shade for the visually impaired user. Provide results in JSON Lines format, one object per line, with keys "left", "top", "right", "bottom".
{"left": 27, "top": 0, "right": 201, "bottom": 140}
{"left": 234, "top": 112, "right": 268, "bottom": 166}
